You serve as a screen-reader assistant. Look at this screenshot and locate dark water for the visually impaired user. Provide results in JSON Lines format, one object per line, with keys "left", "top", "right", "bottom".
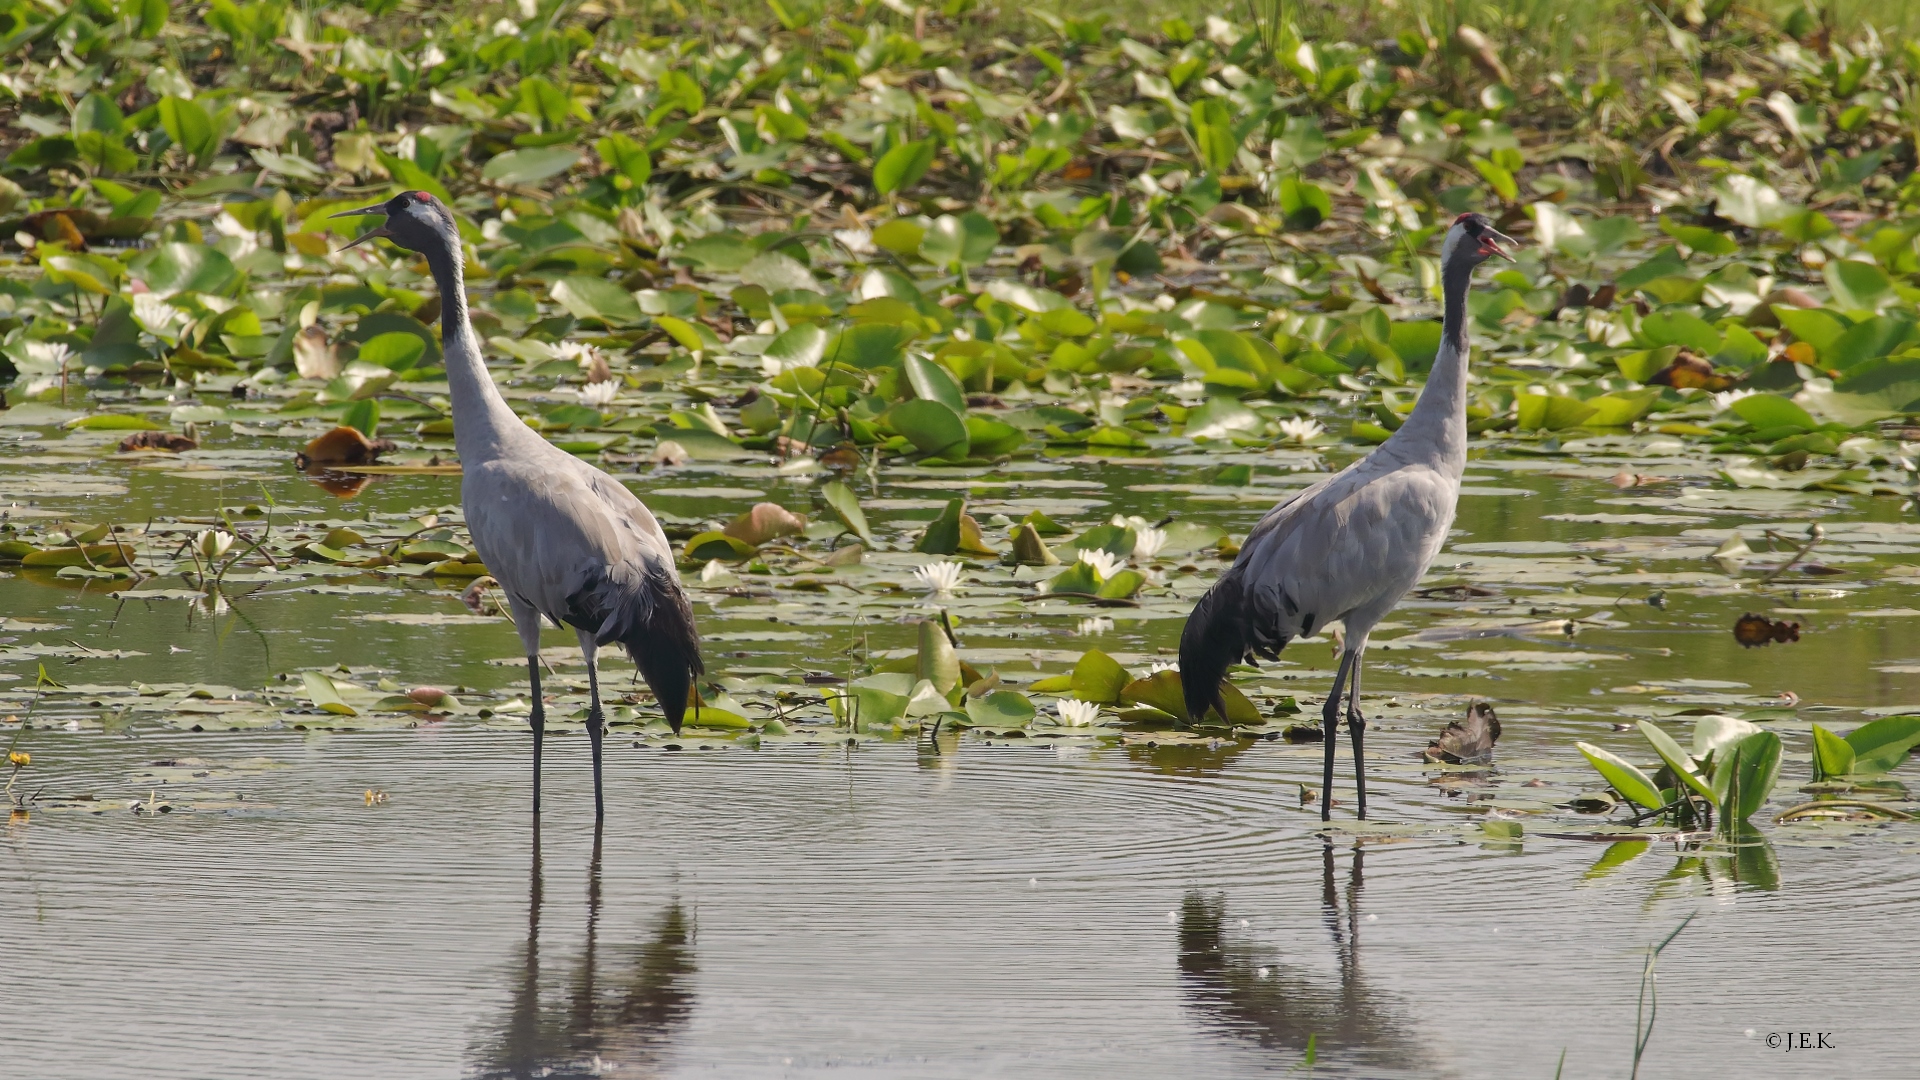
{"left": 3, "top": 730, "right": 1914, "bottom": 1078}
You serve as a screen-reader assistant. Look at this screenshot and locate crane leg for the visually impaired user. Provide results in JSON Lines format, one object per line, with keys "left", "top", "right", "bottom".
{"left": 585, "top": 653, "right": 606, "bottom": 823}
{"left": 527, "top": 656, "right": 545, "bottom": 816}
{"left": 1320, "top": 651, "right": 1355, "bottom": 822}
{"left": 1347, "top": 657, "right": 1367, "bottom": 820}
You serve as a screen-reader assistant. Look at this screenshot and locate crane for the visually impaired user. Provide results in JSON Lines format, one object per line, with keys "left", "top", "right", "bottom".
{"left": 335, "top": 192, "right": 704, "bottom": 821}
{"left": 1179, "top": 212, "right": 1516, "bottom": 821}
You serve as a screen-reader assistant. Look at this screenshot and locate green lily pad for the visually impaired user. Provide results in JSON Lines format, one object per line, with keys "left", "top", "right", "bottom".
{"left": 482, "top": 147, "right": 580, "bottom": 184}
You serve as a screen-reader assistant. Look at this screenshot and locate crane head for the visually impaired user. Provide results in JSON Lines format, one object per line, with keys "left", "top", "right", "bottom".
{"left": 1446, "top": 212, "right": 1517, "bottom": 265}
{"left": 330, "top": 191, "right": 457, "bottom": 254}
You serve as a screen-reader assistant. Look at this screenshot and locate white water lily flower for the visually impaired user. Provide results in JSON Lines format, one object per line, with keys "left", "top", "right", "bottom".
{"left": 196, "top": 529, "right": 235, "bottom": 560}
{"left": 132, "top": 294, "right": 183, "bottom": 335}
{"left": 1711, "top": 388, "right": 1757, "bottom": 413}
{"left": 1054, "top": 698, "right": 1100, "bottom": 727}
{"left": 578, "top": 379, "right": 619, "bottom": 407}
{"left": 913, "top": 560, "right": 964, "bottom": 596}
{"left": 212, "top": 212, "right": 259, "bottom": 258}
{"left": 1146, "top": 660, "right": 1178, "bottom": 676}
{"left": 699, "top": 558, "right": 728, "bottom": 582}
{"left": 1132, "top": 526, "right": 1167, "bottom": 562}
{"left": 832, "top": 227, "right": 875, "bottom": 255}
{"left": 553, "top": 341, "right": 600, "bottom": 366}
{"left": 1075, "top": 616, "right": 1114, "bottom": 635}
{"left": 1278, "top": 416, "right": 1325, "bottom": 443}
{"left": 24, "top": 340, "right": 72, "bottom": 370}
{"left": 1077, "top": 548, "right": 1123, "bottom": 579}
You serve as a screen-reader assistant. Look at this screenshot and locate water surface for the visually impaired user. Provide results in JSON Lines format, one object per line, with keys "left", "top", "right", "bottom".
{"left": 5, "top": 731, "right": 1912, "bottom": 1078}
{"left": 5, "top": 424, "right": 1920, "bottom": 1077}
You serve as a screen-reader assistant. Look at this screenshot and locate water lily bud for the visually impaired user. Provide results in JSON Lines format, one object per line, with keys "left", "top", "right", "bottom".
{"left": 408, "top": 687, "right": 451, "bottom": 708}
{"left": 197, "top": 529, "right": 235, "bottom": 560}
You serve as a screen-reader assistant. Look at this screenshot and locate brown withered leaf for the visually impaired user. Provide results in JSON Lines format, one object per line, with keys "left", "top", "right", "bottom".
{"left": 1646, "top": 350, "right": 1738, "bottom": 391}
{"left": 1422, "top": 701, "right": 1502, "bottom": 765}
{"left": 118, "top": 430, "right": 198, "bottom": 453}
{"left": 1733, "top": 613, "right": 1800, "bottom": 647}
{"left": 1356, "top": 266, "right": 1396, "bottom": 306}
{"left": 723, "top": 502, "right": 806, "bottom": 546}
{"left": 819, "top": 442, "right": 862, "bottom": 471}
{"left": 34, "top": 210, "right": 88, "bottom": 249}
{"left": 771, "top": 435, "right": 812, "bottom": 458}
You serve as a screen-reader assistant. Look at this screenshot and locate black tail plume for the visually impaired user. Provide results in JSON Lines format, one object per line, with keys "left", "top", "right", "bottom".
{"left": 606, "top": 568, "right": 703, "bottom": 736}
{"left": 1179, "top": 575, "right": 1249, "bottom": 724}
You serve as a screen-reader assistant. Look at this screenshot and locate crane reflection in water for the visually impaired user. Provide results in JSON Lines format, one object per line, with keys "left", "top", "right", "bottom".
{"left": 1176, "top": 844, "right": 1439, "bottom": 1076}
{"left": 467, "top": 826, "right": 696, "bottom": 1079}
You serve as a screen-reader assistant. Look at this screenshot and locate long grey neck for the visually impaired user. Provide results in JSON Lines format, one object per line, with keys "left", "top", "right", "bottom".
{"left": 1382, "top": 259, "right": 1474, "bottom": 472}
{"left": 425, "top": 242, "right": 522, "bottom": 463}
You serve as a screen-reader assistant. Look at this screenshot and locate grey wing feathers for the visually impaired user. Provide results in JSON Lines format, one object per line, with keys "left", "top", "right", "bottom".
{"left": 465, "top": 453, "right": 703, "bottom": 731}
{"left": 1177, "top": 476, "right": 1331, "bottom": 721}
{"left": 1178, "top": 455, "right": 1458, "bottom": 723}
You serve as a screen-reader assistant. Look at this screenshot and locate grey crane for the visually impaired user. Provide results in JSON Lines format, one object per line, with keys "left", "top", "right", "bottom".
{"left": 335, "top": 192, "right": 703, "bottom": 821}
{"left": 1179, "top": 212, "right": 1515, "bottom": 821}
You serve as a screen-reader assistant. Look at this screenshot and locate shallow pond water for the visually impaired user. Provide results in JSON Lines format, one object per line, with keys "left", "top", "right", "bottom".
{"left": 5, "top": 730, "right": 1917, "bottom": 1078}
{"left": 5, "top": 420, "right": 1920, "bottom": 1077}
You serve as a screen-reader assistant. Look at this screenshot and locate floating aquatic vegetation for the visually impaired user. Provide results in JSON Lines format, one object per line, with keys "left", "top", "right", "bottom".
{"left": 1808, "top": 717, "right": 1920, "bottom": 784}
{"left": 0, "top": 0, "right": 1919, "bottom": 853}
{"left": 1576, "top": 717, "right": 1783, "bottom": 835}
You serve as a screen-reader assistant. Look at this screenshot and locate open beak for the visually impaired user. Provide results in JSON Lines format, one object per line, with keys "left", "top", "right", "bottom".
{"left": 329, "top": 204, "right": 391, "bottom": 251}
{"left": 1484, "top": 228, "right": 1518, "bottom": 262}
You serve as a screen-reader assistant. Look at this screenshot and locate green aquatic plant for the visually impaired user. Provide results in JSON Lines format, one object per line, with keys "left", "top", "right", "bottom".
{"left": 1577, "top": 717, "right": 1782, "bottom": 834}
{"left": 1808, "top": 716, "right": 1920, "bottom": 782}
